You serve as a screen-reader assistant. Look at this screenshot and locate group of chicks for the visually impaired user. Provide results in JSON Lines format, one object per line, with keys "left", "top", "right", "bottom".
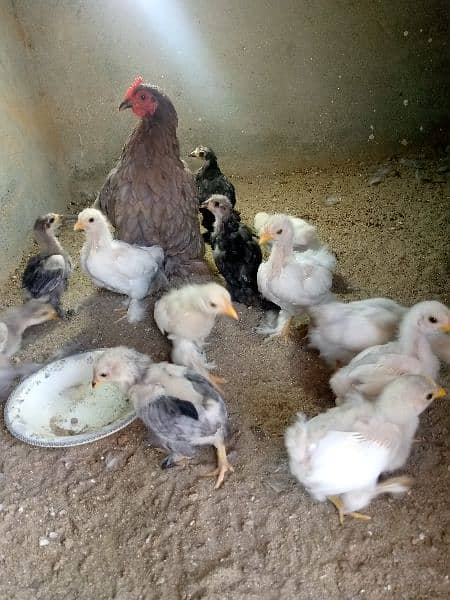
{"left": 5, "top": 146, "right": 450, "bottom": 520}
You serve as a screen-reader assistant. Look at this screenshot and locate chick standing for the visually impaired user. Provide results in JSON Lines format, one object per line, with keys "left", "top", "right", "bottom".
{"left": 74, "top": 208, "right": 165, "bottom": 323}
{"left": 22, "top": 213, "right": 73, "bottom": 317}
{"left": 257, "top": 214, "right": 336, "bottom": 338}
{"left": 201, "top": 195, "right": 262, "bottom": 305}
{"left": 154, "top": 283, "right": 238, "bottom": 383}
{"left": 189, "top": 146, "right": 236, "bottom": 244}
{"left": 330, "top": 300, "right": 450, "bottom": 402}
{"left": 285, "top": 375, "right": 446, "bottom": 524}
{"left": 308, "top": 297, "right": 406, "bottom": 368}
{"left": 92, "top": 347, "right": 233, "bottom": 488}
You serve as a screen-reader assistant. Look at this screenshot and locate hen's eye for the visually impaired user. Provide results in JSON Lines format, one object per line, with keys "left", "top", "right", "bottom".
{"left": 100, "top": 373, "right": 107, "bottom": 378}
{"left": 426, "top": 393, "right": 433, "bottom": 400}
{"left": 214, "top": 201, "right": 219, "bottom": 207}
{"left": 210, "top": 302, "right": 217, "bottom": 308}
{"left": 49, "top": 217, "right": 55, "bottom": 224}
{"left": 276, "top": 229, "right": 283, "bottom": 235}
{"left": 88, "top": 217, "right": 95, "bottom": 223}
{"left": 428, "top": 316, "right": 437, "bottom": 323}
{"left": 140, "top": 94, "right": 146, "bottom": 101}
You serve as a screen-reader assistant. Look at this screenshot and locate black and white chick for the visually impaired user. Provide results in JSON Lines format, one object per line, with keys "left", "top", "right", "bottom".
{"left": 189, "top": 146, "right": 236, "bottom": 243}
{"left": 22, "top": 213, "right": 74, "bottom": 317}
{"left": 92, "top": 347, "right": 234, "bottom": 488}
{"left": 201, "top": 194, "right": 262, "bottom": 305}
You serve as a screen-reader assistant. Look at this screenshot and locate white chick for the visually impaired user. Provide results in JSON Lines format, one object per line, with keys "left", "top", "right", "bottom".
{"left": 330, "top": 300, "right": 450, "bottom": 402}
{"left": 308, "top": 298, "right": 406, "bottom": 368}
{"left": 74, "top": 208, "right": 165, "bottom": 323}
{"left": 154, "top": 283, "right": 238, "bottom": 381}
{"left": 92, "top": 347, "right": 233, "bottom": 488}
{"left": 254, "top": 212, "right": 320, "bottom": 251}
{"left": 285, "top": 375, "right": 446, "bottom": 524}
{"left": 257, "top": 215, "right": 336, "bottom": 337}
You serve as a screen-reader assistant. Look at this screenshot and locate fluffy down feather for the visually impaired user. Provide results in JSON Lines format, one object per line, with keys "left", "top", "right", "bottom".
{"left": 75, "top": 208, "right": 164, "bottom": 323}
{"left": 308, "top": 297, "right": 406, "bottom": 367}
{"left": 285, "top": 375, "right": 444, "bottom": 522}
{"left": 330, "top": 300, "right": 450, "bottom": 402}
{"left": 96, "top": 81, "right": 204, "bottom": 278}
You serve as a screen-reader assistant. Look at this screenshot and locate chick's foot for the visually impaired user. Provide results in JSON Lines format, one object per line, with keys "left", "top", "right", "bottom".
{"left": 327, "top": 495, "right": 371, "bottom": 526}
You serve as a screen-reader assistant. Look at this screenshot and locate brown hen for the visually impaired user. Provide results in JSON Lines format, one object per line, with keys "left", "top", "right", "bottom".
{"left": 96, "top": 76, "right": 205, "bottom": 278}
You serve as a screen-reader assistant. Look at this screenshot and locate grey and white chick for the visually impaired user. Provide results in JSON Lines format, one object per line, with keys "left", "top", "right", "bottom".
{"left": 285, "top": 375, "right": 446, "bottom": 524}
{"left": 92, "top": 347, "right": 233, "bottom": 488}
{"left": 22, "top": 213, "right": 73, "bottom": 317}
{"left": 75, "top": 208, "right": 165, "bottom": 323}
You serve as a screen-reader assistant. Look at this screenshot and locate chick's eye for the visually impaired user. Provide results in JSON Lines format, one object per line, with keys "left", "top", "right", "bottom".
{"left": 88, "top": 217, "right": 94, "bottom": 223}
{"left": 214, "top": 201, "right": 219, "bottom": 207}
{"left": 49, "top": 217, "right": 55, "bottom": 224}
{"left": 426, "top": 393, "right": 433, "bottom": 400}
{"left": 428, "top": 316, "right": 437, "bottom": 323}
{"left": 276, "top": 229, "right": 283, "bottom": 235}
{"left": 210, "top": 302, "right": 217, "bottom": 308}
{"left": 100, "top": 373, "right": 107, "bottom": 378}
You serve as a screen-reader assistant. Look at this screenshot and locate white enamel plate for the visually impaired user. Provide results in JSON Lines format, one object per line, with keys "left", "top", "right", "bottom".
{"left": 4, "top": 349, "right": 136, "bottom": 447}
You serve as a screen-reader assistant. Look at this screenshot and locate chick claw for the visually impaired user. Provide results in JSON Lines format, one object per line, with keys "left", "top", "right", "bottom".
{"left": 202, "top": 440, "right": 234, "bottom": 489}
{"left": 327, "top": 495, "right": 371, "bottom": 526}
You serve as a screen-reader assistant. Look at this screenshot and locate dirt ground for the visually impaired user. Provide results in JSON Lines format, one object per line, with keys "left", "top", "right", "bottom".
{"left": 0, "top": 156, "right": 449, "bottom": 600}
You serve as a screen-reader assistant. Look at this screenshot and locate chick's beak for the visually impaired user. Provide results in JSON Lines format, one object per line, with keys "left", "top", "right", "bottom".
{"left": 223, "top": 302, "right": 239, "bottom": 320}
{"left": 435, "top": 387, "right": 447, "bottom": 399}
{"left": 189, "top": 150, "right": 196, "bottom": 157}
{"left": 440, "top": 321, "right": 450, "bottom": 333}
{"left": 200, "top": 200, "right": 210, "bottom": 209}
{"left": 119, "top": 99, "right": 132, "bottom": 111}
{"left": 259, "top": 231, "right": 274, "bottom": 246}
{"left": 73, "top": 220, "right": 85, "bottom": 231}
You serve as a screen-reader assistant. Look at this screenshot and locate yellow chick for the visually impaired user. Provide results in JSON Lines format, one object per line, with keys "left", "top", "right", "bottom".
{"left": 285, "top": 375, "right": 446, "bottom": 524}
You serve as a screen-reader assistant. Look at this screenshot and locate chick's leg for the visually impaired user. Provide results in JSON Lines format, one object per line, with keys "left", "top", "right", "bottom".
{"left": 203, "top": 438, "right": 234, "bottom": 489}
{"left": 327, "top": 495, "right": 371, "bottom": 525}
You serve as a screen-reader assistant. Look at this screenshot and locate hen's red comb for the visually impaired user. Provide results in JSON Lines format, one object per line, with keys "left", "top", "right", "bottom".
{"left": 124, "top": 76, "right": 144, "bottom": 100}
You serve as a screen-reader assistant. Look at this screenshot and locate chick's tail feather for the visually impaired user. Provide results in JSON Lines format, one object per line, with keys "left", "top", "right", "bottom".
{"left": 284, "top": 413, "right": 310, "bottom": 464}
{"left": 374, "top": 476, "right": 413, "bottom": 497}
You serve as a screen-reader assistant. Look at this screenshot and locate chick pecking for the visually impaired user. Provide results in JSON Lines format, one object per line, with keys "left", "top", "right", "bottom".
{"left": 74, "top": 208, "right": 165, "bottom": 323}
{"left": 202, "top": 195, "right": 262, "bottom": 306}
{"left": 285, "top": 375, "right": 446, "bottom": 524}
{"left": 189, "top": 146, "right": 236, "bottom": 244}
{"left": 22, "top": 213, "right": 73, "bottom": 317}
{"left": 92, "top": 347, "right": 233, "bottom": 488}
{"left": 330, "top": 300, "right": 450, "bottom": 402}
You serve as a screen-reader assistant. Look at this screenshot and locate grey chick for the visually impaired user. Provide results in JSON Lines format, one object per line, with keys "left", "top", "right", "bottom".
{"left": 92, "top": 347, "right": 233, "bottom": 488}
{"left": 22, "top": 213, "right": 74, "bottom": 318}
{"left": 0, "top": 300, "right": 58, "bottom": 358}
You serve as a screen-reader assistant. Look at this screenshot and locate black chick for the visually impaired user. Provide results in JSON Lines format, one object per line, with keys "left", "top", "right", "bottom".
{"left": 22, "top": 213, "right": 73, "bottom": 317}
{"left": 202, "top": 195, "right": 262, "bottom": 306}
{"left": 189, "top": 146, "right": 236, "bottom": 244}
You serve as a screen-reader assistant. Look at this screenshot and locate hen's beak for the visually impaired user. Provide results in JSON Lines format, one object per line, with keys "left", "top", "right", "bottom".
{"left": 440, "top": 321, "right": 450, "bottom": 333}
{"left": 435, "top": 387, "right": 447, "bottom": 399}
{"left": 259, "top": 231, "right": 274, "bottom": 246}
{"left": 119, "top": 99, "right": 132, "bottom": 111}
{"left": 222, "top": 302, "right": 239, "bottom": 320}
{"left": 74, "top": 220, "right": 85, "bottom": 231}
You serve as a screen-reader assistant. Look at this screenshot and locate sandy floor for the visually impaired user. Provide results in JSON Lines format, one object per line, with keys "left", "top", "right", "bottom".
{"left": 0, "top": 157, "right": 449, "bottom": 600}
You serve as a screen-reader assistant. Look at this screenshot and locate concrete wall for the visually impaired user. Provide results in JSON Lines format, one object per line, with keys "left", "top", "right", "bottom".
{"left": 0, "top": 1, "right": 70, "bottom": 279}
{"left": 1, "top": 0, "right": 449, "bottom": 280}
{"left": 13, "top": 0, "right": 450, "bottom": 179}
